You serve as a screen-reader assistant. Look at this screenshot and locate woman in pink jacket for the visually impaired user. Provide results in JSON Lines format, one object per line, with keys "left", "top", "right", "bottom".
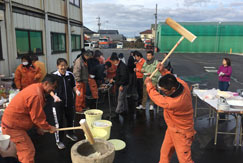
{"left": 217, "top": 58, "right": 232, "bottom": 91}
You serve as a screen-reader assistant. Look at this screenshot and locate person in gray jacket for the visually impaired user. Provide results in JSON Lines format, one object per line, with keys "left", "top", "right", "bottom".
{"left": 73, "top": 51, "right": 92, "bottom": 112}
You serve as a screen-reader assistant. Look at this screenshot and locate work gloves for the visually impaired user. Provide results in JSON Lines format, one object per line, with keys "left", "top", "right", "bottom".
{"left": 219, "top": 72, "right": 225, "bottom": 76}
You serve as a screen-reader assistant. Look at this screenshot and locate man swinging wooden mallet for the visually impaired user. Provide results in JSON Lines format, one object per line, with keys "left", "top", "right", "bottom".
{"left": 145, "top": 17, "right": 197, "bottom": 163}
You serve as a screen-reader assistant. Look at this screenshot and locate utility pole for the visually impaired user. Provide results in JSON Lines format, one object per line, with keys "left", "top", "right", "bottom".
{"left": 96, "top": 16, "right": 101, "bottom": 32}
{"left": 154, "top": 4, "right": 158, "bottom": 52}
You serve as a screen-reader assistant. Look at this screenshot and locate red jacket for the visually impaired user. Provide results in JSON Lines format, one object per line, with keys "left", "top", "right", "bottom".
{"left": 2, "top": 83, "right": 51, "bottom": 131}
{"left": 135, "top": 58, "right": 145, "bottom": 78}
{"left": 146, "top": 69, "right": 195, "bottom": 136}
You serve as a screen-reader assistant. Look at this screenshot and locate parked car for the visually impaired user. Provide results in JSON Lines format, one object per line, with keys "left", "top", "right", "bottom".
{"left": 91, "top": 41, "right": 99, "bottom": 48}
{"left": 117, "top": 42, "right": 123, "bottom": 49}
{"left": 84, "top": 43, "right": 93, "bottom": 51}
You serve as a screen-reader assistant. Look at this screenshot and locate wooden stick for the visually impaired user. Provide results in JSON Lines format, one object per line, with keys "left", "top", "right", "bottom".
{"left": 149, "top": 36, "right": 185, "bottom": 78}
{"left": 56, "top": 126, "right": 82, "bottom": 131}
{"left": 44, "top": 126, "right": 82, "bottom": 133}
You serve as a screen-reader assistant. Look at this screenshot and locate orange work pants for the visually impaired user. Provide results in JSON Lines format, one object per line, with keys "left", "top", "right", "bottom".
{"left": 75, "top": 82, "right": 86, "bottom": 112}
{"left": 159, "top": 129, "right": 194, "bottom": 163}
{"left": 88, "top": 78, "right": 98, "bottom": 99}
{"left": 2, "top": 126, "right": 35, "bottom": 163}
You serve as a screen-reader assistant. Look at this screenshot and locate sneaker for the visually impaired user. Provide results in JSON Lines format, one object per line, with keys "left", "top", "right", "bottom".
{"left": 56, "top": 142, "right": 65, "bottom": 149}
{"left": 66, "top": 134, "right": 78, "bottom": 141}
{"left": 136, "top": 105, "right": 145, "bottom": 110}
{"left": 75, "top": 111, "right": 84, "bottom": 115}
{"left": 86, "top": 95, "right": 94, "bottom": 100}
{"left": 149, "top": 105, "right": 154, "bottom": 111}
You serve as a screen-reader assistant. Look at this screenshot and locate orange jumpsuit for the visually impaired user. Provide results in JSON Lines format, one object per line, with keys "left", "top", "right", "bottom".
{"left": 14, "top": 64, "right": 42, "bottom": 90}
{"left": 1, "top": 83, "right": 52, "bottom": 163}
{"left": 75, "top": 82, "right": 86, "bottom": 112}
{"left": 146, "top": 70, "right": 196, "bottom": 163}
{"left": 73, "top": 56, "right": 89, "bottom": 112}
{"left": 88, "top": 77, "right": 98, "bottom": 99}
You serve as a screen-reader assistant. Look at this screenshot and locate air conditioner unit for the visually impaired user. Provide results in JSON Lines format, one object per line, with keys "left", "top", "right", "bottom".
{"left": 0, "top": 13, "right": 4, "bottom": 21}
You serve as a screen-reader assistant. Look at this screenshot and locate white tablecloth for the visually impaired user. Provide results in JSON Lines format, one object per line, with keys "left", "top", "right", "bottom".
{"left": 193, "top": 89, "right": 243, "bottom": 112}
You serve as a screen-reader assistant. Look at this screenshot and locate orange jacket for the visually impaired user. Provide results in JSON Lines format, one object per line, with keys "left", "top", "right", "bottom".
{"left": 146, "top": 70, "right": 195, "bottom": 135}
{"left": 34, "top": 61, "right": 47, "bottom": 82}
{"left": 14, "top": 64, "right": 42, "bottom": 90}
{"left": 135, "top": 58, "right": 145, "bottom": 78}
{"left": 1, "top": 83, "right": 51, "bottom": 131}
{"left": 106, "top": 57, "right": 117, "bottom": 79}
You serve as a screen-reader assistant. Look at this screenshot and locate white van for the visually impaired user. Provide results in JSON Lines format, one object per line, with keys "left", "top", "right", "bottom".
{"left": 117, "top": 42, "right": 123, "bottom": 49}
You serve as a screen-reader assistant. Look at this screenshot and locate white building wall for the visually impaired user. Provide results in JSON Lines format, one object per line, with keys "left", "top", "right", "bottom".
{"left": 0, "top": 11, "right": 10, "bottom": 76}
{"left": 47, "top": 0, "right": 66, "bottom": 17}
{"left": 70, "top": 25, "right": 82, "bottom": 65}
{"left": 0, "top": 1, "right": 84, "bottom": 76}
{"left": 69, "top": 5, "right": 81, "bottom": 22}
{"left": 12, "top": 0, "right": 43, "bottom": 10}
{"left": 47, "top": 20, "right": 67, "bottom": 72}
{"left": 12, "top": 13, "right": 46, "bottom": 72}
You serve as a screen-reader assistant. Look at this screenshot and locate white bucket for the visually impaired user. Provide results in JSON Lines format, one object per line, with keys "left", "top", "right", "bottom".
{"left": 0, "top": 134, "right": 10, "bottom": 150}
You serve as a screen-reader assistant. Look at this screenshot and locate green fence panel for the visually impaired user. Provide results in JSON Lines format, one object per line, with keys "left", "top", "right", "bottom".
{"left": 157, "top": 22, "right": 243, "bottom": 53}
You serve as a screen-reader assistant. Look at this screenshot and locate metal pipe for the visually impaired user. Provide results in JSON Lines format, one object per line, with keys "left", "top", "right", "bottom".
{"left": 194, "top": 96, "right": 198, "bottom": 118}
{"left": 240, "top": 115, "right": 242, "bottom": 146}
{"left": 65, "top": 0, "right": 71, "bottom": 65}
{"left": 234, "top": 114, "right": 238, "bottom": 146}
{"left": 43, "top": 0, "right": 49, "bottom": 72}
{"left": 214, "top": 113, "right": 219, "bottom": 145}
{"left": 4, "top": 0, "right": 14, "bottom": 76}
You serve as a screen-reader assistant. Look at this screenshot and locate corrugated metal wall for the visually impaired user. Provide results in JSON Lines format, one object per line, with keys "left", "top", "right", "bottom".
{"left": 47, "top": 0, "right": 66, "bottom": 17}
{"left": 13, "top": 13, "right": 46, "bottom": 70}
{"left": 0, "top": 0, "right": 84, "bottom": 76}
{"left": 12, "top": 0, "right": 43, "bottom": 9}
{"left": 0, "top": 10, "right": 9, "bottom": 75}
{"left": 157, "top": 22, "right": 243, "bottom": 53}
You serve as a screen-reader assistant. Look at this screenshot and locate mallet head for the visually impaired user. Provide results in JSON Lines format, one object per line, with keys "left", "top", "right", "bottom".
{"left": 166, "top": 17, "right": 197, "bottom": 43}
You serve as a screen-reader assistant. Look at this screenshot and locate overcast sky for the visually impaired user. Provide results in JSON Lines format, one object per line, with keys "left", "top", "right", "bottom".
{"left": 83, "top": 0, "right": 243, "bottom": 37}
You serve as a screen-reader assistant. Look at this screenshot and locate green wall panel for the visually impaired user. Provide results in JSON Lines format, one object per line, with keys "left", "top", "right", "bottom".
{"left": 157, "top": 22, "right": 243, "bottom": 53}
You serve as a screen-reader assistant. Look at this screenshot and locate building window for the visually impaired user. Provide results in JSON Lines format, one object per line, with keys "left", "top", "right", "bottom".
{"left": 51, "top": 33, "right": 66, "bottom": 54}
{"left": 16, "top": 29, "right": 43, "bottom": 56}
{"left": 70, "top": 0, "right": 80, "bottom": 7}
{"left": 71, "top": 34, "right": 81, "bottom": 51}
{"left": 0, "top": 29, "right": 3, "bottom": 60}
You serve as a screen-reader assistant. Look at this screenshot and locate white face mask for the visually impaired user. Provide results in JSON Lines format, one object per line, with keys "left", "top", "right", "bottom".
{"left": 22, "top": 62, "right": 28, "bottom": 66}
{"left": 114, "top": 63, "right": 119, "bottom": 66}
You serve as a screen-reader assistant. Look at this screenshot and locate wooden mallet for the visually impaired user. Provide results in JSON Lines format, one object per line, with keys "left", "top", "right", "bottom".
{"left": 45, "top": 119, "right": 95, "bottom": 145}
{"left": 149, "top": 17, "right": 197, "bottom": 78}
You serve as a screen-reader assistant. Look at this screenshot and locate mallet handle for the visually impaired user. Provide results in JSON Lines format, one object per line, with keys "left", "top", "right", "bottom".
{"left": 149, "top": 36, "right": 185, "bottom": 78}
{"left": 44, "top": 126, "right": 82, "bottom": 132}
{"left": 56, "top": 126, "right": 82, "bottom": 131}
